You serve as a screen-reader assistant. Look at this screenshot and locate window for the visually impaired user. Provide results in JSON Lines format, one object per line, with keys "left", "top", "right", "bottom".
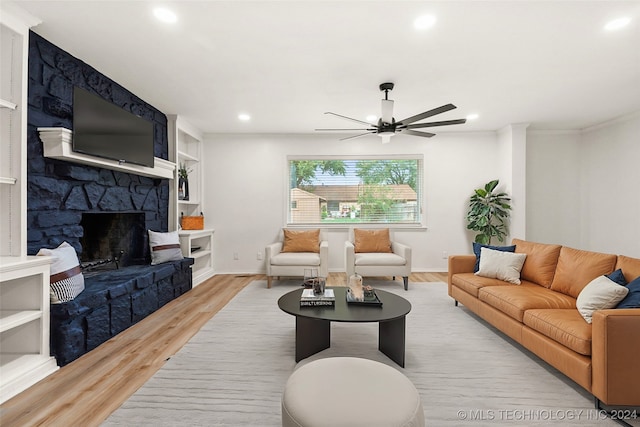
{"left": 287, "top": 155, "right": 423, "bottom": 226}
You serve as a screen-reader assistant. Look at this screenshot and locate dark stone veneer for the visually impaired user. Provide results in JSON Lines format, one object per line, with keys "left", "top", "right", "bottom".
{"left": 26, "top": 32, "right": 193, "bottom": 367}
{"left": 27, "top": 31, "right": 170, "bottom": 259}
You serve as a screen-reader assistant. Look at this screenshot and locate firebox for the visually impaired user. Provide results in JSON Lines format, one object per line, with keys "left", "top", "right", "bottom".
{"left": 80, "top": 212, "right": 148, "bottom": 269}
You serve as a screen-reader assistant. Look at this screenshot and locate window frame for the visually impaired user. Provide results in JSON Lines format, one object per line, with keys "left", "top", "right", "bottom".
{"left": 285, "top": 154, "right": 425, "bottom": 229}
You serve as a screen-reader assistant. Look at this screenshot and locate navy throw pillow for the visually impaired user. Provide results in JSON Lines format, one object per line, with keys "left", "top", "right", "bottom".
{"left": 616, "top": 276, "right": 640, "bottom": 309}
{"left": 606, "top": 269, "right": 628, "bottom": 286}
{"left": 472, "top": 242, "right": 516, "bottom": 272}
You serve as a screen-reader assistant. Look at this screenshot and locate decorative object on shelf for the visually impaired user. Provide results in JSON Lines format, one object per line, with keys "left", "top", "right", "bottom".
{"left": 180, "top": 212, "right": 204, "bottom": 230}
{"left": 466, "top": 179, "right": 512, "bottom": 245}
{"left": 178, "top": 163, "right": 192, "bottom": 200}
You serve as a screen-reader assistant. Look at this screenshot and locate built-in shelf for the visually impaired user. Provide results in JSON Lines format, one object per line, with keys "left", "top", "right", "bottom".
{"left": 178, "top": 200, "right": 200, "bottom": 206}
{"left": 178, "top": 150, "right": 199, "bottom": 162}
{"left": 38, "top": 127, "right": 175, "bottom": 180}
{"left": 0, "top": 177, "right": 17, "bottom": 185}
{"left": 178, "top": 229, "right": 214, "bottom": 286}
{"left": 0, "top": 98, "right": 17, "bottom": 110}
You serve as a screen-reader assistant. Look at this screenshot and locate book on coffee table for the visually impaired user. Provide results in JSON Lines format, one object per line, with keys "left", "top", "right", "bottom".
{"left": 300, "top": 289, "right": 335, "bottom": 307}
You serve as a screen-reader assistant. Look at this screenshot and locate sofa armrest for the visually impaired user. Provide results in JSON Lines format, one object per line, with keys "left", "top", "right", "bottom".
{"left": 391, "top": 241, "right": 411, "bottom": 265}
{"left": 448, "top": 255, "right": 476, "bottom": 297}
{"left": 265, "top": 242, "right": 283, "bottom": 276}
{"left": 591, "top": 308, "right": 640, "bottom": 406}
{"left": 319, "top": 240, "right": 329, "bottom": 278}
{"left": 345, "top": 241, "right": 355, "bottom": 278}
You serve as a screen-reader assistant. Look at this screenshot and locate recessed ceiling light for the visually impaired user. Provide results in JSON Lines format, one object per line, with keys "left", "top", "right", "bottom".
{"left": 466, "top": 113, "right": 479, "bottom": 121}
{"left": 366, "top": 115, "right": 378, "bottom": 123}
{"left": 153, "top": 7, "right": 177, "bottom": 24}
{"left": 414, "top": 14, "right": 436, "bottom": 30}
{"left": 604, "top": 17, "right": 631, "bottom": 31}
{"left": 238, "top": 113, "right": 251, "bottom": 121}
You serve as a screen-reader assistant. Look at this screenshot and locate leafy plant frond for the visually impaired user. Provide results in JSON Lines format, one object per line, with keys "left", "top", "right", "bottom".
{"left": 466, "top": 179, "right": 512, "bottom": 245}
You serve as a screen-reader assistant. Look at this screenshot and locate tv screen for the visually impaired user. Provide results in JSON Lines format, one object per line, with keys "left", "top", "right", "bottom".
{"left": 72, "top": 87, "right": 155, "bottom": 167}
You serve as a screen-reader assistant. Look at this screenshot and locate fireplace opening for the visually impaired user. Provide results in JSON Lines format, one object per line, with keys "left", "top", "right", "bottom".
{"left": 80, "top": 212, "right": 148, "bottom": 270}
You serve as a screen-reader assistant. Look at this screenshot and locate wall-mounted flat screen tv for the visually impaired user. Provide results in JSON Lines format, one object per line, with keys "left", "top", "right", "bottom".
{"left": 72, "top": 86, "right": 155, "bottom": 167}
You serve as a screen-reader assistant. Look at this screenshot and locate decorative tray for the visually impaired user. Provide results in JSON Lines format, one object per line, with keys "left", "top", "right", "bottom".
{"left": 346, "top": 288, "right": 383, "bottom": 307}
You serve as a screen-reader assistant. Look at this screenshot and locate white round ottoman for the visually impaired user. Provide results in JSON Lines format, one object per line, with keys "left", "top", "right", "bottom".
{"left": 282, "top": 357, "right": 425, "bottom": 427}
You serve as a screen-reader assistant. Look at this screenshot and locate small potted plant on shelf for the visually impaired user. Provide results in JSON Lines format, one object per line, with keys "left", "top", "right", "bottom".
{"left": 178, "top": 163, "right": 192, "bottom": 201}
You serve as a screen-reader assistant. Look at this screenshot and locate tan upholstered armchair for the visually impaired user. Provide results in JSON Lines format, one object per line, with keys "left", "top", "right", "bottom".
{"left": 265, "top": 229, "right": 328, "bottom": 288}
{"left": 345, "top": 228, "right": 412, "bottom": 290}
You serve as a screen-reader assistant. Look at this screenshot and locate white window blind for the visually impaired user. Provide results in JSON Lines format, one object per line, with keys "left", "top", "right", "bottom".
{"left": 287, "top": 156, "right": 423, "bottom": 225}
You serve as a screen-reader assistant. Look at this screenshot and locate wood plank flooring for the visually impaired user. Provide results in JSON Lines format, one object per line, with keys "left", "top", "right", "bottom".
{"left": 0, "top": 272, "right": 447, "bottom": 427}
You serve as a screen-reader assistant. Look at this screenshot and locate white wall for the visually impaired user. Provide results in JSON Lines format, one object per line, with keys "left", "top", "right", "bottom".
{"left": 579, "top": 113, "right": 640, "bottom": 257}
{"left": 526, "top": 130, "right": 582, "bottom": 246}
{"left": 526, "top": 112, "right": 640, "bottom": 257}
{"left": 202, "top": 132, "right": 502, "bottom": 274}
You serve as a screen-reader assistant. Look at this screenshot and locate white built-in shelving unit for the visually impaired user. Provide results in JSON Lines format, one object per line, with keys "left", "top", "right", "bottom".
{"left": 1, "top": 4, "right": 59, "bottom": 404}
{"left": 168, "top": 115, "right": 214, "bottom": 286}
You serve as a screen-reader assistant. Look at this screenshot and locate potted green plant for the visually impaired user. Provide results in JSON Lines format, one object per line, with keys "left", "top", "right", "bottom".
{"left": 178, "top": 163, "right": 192, "bottom": 200}
{"left": 466, "top": 179, "right": 512, "bottom": 245}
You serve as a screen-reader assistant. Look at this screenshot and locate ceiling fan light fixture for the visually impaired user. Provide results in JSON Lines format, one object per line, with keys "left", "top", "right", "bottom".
{"left": 380, "top": 133, "right": 393, "bottom": 144}
{"left": 381, "top": 99, "right": 394, "bottom": 123}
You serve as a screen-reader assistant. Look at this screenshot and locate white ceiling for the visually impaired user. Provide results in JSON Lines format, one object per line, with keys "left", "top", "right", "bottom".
{"left": 9, "top": 0, "right": 640, "bottom": 135}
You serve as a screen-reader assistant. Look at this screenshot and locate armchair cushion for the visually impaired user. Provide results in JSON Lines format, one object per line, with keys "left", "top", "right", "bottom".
{"left": 282, "top": 229, "right": 320, "bottom": 253}
{"left": 354, "top": 228, "right": 392, "bottom": 253}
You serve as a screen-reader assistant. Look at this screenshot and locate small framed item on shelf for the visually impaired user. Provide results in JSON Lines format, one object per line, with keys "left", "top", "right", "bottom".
{"left": 181, "top": 212, "right": 204, "bottom": 230}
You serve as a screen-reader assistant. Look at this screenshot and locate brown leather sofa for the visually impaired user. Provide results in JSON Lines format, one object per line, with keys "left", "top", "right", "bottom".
{"left": 448, "top": 238, "right": 640, "bottom": 407}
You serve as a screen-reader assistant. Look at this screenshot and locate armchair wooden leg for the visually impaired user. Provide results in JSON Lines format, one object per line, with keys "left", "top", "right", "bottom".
{"left": 267, "top": 276, "right": 272, "bottom": 289}
{"left": 402, "top": 276, "right": 408, "bottom": 291}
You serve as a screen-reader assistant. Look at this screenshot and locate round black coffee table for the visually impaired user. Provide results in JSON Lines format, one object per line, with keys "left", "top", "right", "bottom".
{"left": 278, "top": 287, "right": 411, "bottom": 367}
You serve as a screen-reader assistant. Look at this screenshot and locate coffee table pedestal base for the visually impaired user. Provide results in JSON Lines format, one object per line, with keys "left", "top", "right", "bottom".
{"left": 295, "top": 317, "right": 330, "bottom": 362}
{"left": 379, "top": 317, "right": 406, "bottom": 368}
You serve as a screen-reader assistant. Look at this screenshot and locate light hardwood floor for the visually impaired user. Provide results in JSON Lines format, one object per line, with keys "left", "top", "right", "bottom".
{"left": 0, "top": 272, "right": 447, "bottom": 427}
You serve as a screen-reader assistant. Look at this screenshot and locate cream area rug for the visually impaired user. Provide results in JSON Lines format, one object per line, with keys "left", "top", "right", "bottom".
{"left": 103, "top": 280, "right": 624, "bottom": 426}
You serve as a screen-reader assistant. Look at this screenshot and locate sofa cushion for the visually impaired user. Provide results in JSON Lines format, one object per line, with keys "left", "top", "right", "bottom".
{"left": 148, "top": 230, "right": 184, "bottom": 265}
{"left": 606, "top": 269, "right": 628, "bottom": 286}
{"left": 270, "top": 252, "right": 321, "bottom": 266}
{"left": 523, "top": 309, "right": 592, "bottom": 356}
{"left": 551, "top": 246, "right": 617, "bottom": 298}
{"left": 512, "top": 239, "right": 562, "bottom": 288}
{"left": 451, "top": 273, "right": 512, "bottom": 298}
{"left": 282, "top": 229, "right": 320, "bottom": 253}
{"left": 479, "top": 286, "right": 576, "bottom": 322}
{"left": 37, "top": 241, "right": 85, "bottom": 304}
{"left": 615, "top": 255, "right": 640, "bottom": 284}
{"left": 472, "top": 242, "right": 515, "bottom": 272}
{"left": 354, "top": 228, "right": 392, "bottom": 253}
{"left": 576, "top": 276, "right": 629, "bottom": 323}
{"left": 617, "top": 276, "right": 640, "bottom": 309}
{"left": 475, "top": 248, "right": 527, "bottom": 284}
{"left": 354, "top": 252, "right": 406, "bottom": 266}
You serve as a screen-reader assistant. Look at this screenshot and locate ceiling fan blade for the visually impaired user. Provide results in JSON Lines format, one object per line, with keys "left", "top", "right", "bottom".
{"left": 400, "top": 129, "right": 436, "bottom": 138}
{"left": 315, "top": 128, "right": 374, "bottom": 131}
{"left": 396, "top": 104, "right": 457, "bottom": 126}
{"left": 403, "top": 118, "right": 467, "bottom": 130}
{"left": 324, "top": 112, "right": 374, "bottom": 127}
{"left": 340, "top": 132, "right": 375, "bottom": 141}
{"left": 381, "top": 99, "right": 394, "bottom": 123}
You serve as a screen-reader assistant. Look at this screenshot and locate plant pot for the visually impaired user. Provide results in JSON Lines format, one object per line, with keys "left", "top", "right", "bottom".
{"left": 178, "top": 177, "right": 189, "bottom": 201}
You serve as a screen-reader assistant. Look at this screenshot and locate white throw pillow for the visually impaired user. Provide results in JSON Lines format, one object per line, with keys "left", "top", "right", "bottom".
{"left": 37, "top": 241, "right": 85, "bottom": 303}
{"left": 475, "top": 247, "right": 527, "bottom": 285}
{"left": 148, "top": 230, "right": 184, "bottom": 265}
{"left": 576, "top": 276, "right": 629, "bottom": 324}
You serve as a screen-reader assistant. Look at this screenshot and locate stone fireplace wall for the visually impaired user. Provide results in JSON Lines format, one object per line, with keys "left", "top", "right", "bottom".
{"left": 26, "top": 31, "right": 170, "bottom": 258}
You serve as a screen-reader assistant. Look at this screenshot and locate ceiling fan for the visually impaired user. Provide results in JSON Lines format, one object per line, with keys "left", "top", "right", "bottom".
{"left": 316, "top": 82, "right": 467, "bottom": 143}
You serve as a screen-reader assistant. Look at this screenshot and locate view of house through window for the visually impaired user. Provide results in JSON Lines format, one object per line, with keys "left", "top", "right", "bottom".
{"left": 288, "top": 156, "right": 423, "bottom": 225}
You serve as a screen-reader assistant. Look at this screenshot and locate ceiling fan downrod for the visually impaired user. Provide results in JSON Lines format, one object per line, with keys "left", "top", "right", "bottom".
{"left": 379, "top": 82, "right": 394, "bottom": 100}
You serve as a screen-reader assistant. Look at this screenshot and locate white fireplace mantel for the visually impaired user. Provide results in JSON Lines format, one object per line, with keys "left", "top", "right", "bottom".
{"left": 38, "top": 127, "right": 175, "bottom": 179}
